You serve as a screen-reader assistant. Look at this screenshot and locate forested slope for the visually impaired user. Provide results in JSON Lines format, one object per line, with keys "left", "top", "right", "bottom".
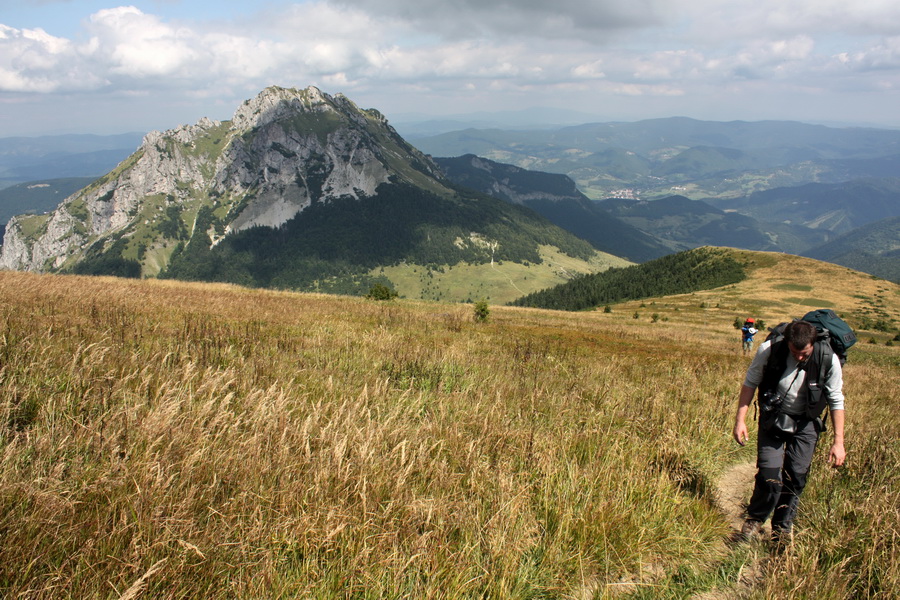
{"left": 510, "top": 246, "right": 747, "bottom": 310}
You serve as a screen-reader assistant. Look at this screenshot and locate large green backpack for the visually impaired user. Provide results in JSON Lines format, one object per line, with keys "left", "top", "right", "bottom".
{"left": 799, "top": 309, "right": 857, "bottom": 365}
{"left": 765, "top": 309, "right": 856, "bottom": 365}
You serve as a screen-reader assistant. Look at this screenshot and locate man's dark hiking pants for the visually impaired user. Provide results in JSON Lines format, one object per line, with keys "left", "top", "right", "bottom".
{"left": 747, "top": 416, "right": 820, "bottom": 532}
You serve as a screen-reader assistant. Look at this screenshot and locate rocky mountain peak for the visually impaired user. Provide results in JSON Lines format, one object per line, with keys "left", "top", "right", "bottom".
{"left": 0, "top": 85, "right": 446, "bottom": 274}
{"left": 232, "top": 86, "right": 331, "bottom": 131}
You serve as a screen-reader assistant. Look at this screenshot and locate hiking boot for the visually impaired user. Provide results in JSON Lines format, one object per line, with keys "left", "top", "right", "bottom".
{"left": 740, "top": 519, "right": 763, "bottom": 541}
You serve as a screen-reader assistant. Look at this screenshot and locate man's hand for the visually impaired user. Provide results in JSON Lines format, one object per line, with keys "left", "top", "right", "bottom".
{"left": 829, "top": 409, "right": 846, "bottom": 467}
{"left": 829, "top": 442, "right": 846, "bottom": 467}
{"left": 733, "top": 420, "right": 749, "bottom": 446}
{"left": 733, "top": 385, "right": 755, "bottom": 447}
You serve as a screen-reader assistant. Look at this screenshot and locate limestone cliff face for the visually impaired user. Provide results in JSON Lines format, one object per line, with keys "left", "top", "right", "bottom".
{"left": 0, "top": 86, "right": 446, "bottom": 273}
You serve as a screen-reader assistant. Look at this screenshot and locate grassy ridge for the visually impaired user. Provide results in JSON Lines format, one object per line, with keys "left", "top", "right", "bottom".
{"left": 1, "top": 257, "right": 898, "bottom": 598}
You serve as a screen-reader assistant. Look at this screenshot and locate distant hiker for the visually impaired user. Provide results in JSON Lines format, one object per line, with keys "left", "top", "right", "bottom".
{"left": 732, "top": 320, "right": 846, "bottom": 545}
{"left": 741, "top": 318, "right": 758, "bottom": 354}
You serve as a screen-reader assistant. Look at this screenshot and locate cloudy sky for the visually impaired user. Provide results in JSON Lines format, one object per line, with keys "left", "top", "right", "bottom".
{"left": 2, "top": 0, "right": 900, "bottom": 136}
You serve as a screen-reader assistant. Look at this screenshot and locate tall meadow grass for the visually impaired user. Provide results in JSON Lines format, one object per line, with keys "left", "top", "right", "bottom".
{"left": 1, "top": 271, "right": 897, "bottom": 599}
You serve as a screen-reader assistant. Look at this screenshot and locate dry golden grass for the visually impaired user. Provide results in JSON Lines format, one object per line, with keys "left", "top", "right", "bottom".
{"left": 0, "top": 251, "right": 897, "bottom": 599}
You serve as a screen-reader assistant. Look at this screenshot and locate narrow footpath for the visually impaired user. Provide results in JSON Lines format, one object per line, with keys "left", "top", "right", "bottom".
{"left": 690, "top": 461, "right": 767, "bottom": 600}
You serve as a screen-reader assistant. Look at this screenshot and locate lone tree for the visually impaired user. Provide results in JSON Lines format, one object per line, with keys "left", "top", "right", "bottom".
{"left": 473, "top": 299, "right": 490, "bottom": 323}
{"left": 366, "top": 283, "right": 398, "bottom": 301}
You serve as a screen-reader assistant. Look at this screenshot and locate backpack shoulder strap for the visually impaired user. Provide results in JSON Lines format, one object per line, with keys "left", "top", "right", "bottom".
{"left": 805, "top": 340, "right": 834, "bottom": 418}
{"left": 759, "top": 338, "right": 788, "bottom": 399}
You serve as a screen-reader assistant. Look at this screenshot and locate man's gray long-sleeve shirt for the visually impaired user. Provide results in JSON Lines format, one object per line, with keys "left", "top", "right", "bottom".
{"left": 743, "top": 339, "right": 845, "bottom": 414}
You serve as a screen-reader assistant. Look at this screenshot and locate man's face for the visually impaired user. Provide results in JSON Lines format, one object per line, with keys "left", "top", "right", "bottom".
{"left": 788, "top": 342, "right": 814, "bottom": 363}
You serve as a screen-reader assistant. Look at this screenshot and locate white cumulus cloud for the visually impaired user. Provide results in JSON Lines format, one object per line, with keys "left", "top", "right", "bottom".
{"left": 0, "top": 23, "right": 97, "bottom": 92}
{"left": 1, "top": 0, "right": 900, "bottom": 134}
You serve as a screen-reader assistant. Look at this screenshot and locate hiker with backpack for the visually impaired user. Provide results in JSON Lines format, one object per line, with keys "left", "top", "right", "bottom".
{"left": 741, "top": 318, "right": 758, "bottom": 354}
{"left": 732, "top": 312, "right": 853, "bottom": 545}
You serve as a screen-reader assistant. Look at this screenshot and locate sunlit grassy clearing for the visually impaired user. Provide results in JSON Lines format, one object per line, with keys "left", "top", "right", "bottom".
{"left": 378, "top": 245, "right": 630, "bottom": 304}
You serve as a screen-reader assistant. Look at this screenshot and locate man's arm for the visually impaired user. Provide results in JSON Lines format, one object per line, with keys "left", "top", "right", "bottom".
{"left": 829, "top": 409, "right": 845, "bottom": 466}
{"left": 825, "top": 352, "right": 845, "bottom": 467}
{"left": 733, "top": 384, "right": 756, "bottom": 446}
{"left": 734, "top": 341, "right": 770, "bottom": 446}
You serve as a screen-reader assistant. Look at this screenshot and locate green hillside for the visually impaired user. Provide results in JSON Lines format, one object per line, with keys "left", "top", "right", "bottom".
{"left": 510, "top": 246, "right": 747, "bottom": 310}
{"left": 435, "top": 155, "right": 673, "bottom": 262}
{"left": 651, "top": 146, "right": 768, "bottom": 179}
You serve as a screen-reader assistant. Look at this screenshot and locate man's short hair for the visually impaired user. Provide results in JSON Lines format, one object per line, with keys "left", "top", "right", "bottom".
{"left": 785, "top": 320, "right": 817, "bottom": 348}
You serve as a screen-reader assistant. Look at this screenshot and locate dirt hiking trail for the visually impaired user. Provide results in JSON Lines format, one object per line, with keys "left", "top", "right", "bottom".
{"left": 716, "top": 461, "right": 757, "bottom": 531}
{"left": 576, "top": 461, "right": 767, "bottom": 599}
{"left": 689, "top": 460, "right": 766, "bottom": 600}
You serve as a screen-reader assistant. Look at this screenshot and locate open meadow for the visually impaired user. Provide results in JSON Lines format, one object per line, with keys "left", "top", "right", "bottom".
{"left": 1, "top": 250, "right": 898, "bottom": 599}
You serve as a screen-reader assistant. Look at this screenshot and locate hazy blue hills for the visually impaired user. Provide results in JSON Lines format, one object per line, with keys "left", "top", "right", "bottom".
{"left": 0, "top": 133, "right": 144, "bottom": 187}
{"left": 414, "top": 118, "right": 900, "bottom": 159}
{"left": 816, "top": 154, "right": 900, "bottom": 181}
{"left": 708, "top": 178, "right": 900, "bottom": 234}
{"left": 413, "top": 117, "right": 900, "bottom": 200}
{"left": 803, "top": 216, "right": 900, "bottom": 283}
{"left": 563, "top": 117, "right": 900, "bottom": 158}
{"left": 651, "top": 146, "right": 770, "bottom": 180}
{"left": 475, "top": 113, "right": 900, "bottom": 304}
{"left": 391, "top": 106, "right": 603, "bottom": 137}
{"left": 432, "top": 155, "right": 847, "bottom": 264}
{"left": 596, "top": 195, "right": 831, "bottom": 255}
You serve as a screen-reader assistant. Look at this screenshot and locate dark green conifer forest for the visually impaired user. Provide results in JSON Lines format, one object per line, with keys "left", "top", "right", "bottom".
{"left": 510, "top": 247, "right": 746, "bottom": 311}
{"left": 159, "top": 183, "right": 595, "bottom": 293}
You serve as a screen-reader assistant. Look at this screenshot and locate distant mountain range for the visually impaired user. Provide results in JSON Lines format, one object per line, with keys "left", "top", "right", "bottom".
{"left": 432, "top": 155, "right": 897, "bottom": 281}
{"left": 433, "top": 155, "right": 672, "bottom": 263}
{"left": 1, "top": 105, "right": 898, "bottom": 288}
{"left": 802, "top": 216, "right": 900, "bottom": 283}
{"left": 596, "top": 195, "right": 830, "bottom": 255}
{"left": 0, "top": 133, "right": 144, "bottom": 188}
{"left": 417, "top": 119, "right": 900, "bottom": 282}
{"left": 411, "top": 118, "right": 900, "bottom": 201}
{"left": 707, "top": 178, "right": 900, "bottom": 234}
